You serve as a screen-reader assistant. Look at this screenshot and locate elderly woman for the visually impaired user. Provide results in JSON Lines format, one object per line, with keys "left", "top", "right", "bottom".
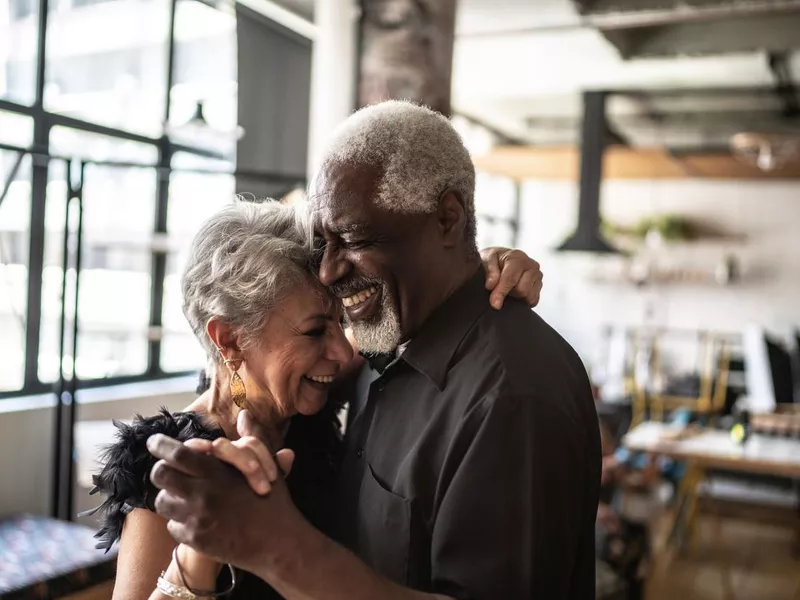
{"left": 90, "top": 199, "right": 543, "bottom": 600}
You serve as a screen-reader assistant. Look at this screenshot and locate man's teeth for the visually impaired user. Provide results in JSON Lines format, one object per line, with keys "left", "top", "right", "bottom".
{"left": 307, "top": 375, "right": 334, "bottom": 384}
{"left": 342, "top": 286, "right": 378, "bottom": 308}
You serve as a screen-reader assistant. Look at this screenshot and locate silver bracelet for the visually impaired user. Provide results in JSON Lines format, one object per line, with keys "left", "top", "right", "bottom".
{"left": 173, "top": 546, "right": 237, "bottom": 598}
{"left": 157, "top": 574, "right": 205, "bottom": 600}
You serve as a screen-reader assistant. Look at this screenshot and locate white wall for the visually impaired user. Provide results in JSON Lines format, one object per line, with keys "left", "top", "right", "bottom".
{"left": 517, "top": 179, "right": 800, "bottom": 372}
{"left": 0, "top": 377, "right": 197, "bottom": 519}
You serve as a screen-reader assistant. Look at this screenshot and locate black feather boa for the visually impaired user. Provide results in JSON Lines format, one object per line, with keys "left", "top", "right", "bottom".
{"left": 84, "top": 408, "right": 224, "bottom": 551}
{"left": 84, "top": 393, "right": 345, "bottom": 552}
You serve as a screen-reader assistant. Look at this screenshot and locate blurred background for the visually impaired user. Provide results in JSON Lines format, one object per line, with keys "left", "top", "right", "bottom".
{"left": 1, "top": 0, "right": 799, "bottom": 598}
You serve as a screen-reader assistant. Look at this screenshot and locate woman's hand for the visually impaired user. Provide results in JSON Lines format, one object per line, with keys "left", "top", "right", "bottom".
{"left": 480, "top": 247, "right": 543, "bottom": 309}
{"left": 183, "top": 413, "right": 295, "bottom": 496}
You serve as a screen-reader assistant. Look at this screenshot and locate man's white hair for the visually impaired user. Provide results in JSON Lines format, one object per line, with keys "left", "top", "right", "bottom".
{"left": 318, "top": 100, "right": 477, "bottom": 242}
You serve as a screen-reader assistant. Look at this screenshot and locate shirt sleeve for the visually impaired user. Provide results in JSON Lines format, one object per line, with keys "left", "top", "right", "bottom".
{"left": 430, "top": 394, "right": 597, "bottom": 600}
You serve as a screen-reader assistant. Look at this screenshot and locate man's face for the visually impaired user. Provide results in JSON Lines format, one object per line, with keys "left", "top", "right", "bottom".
{"left": 310, "top": 161, "right": 442, "bottom": 354}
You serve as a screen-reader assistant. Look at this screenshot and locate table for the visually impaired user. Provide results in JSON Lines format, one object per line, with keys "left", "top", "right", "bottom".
{"left": 623, "top": 422, "right": 800, "bottom": 599}
{"left": 624, "top": 421, "right": 800, "bottom": 479}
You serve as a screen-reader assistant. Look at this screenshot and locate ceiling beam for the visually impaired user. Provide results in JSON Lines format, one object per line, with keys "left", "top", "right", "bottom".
{"left": 523, "top": 110, "right": 800, "bottom": 133}
{"left": 473, "top": 145, "right": 800, "bottom": 181}
{"left": 235, "top": 0, "right": 317, "bottom": 39}
{"left": 453, "top": 112, "right": 529, "bottom": 146}
{"left": 603, "top": 13, "right": 800, "bottom": 58}
{"left": 768, "top": 53, "right": 800, "bottom": 118}
{"left": 574, "top": 0, "right": 800, "bottom": 30}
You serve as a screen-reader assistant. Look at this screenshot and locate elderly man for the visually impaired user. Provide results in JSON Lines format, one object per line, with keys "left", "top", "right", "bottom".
{"left": 149, "top": 101, "right": 601, "bottom": 599}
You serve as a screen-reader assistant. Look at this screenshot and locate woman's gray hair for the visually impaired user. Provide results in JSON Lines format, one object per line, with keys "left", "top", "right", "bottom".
{"left": 181, "top": 199, "right": 313, "bottom": 364}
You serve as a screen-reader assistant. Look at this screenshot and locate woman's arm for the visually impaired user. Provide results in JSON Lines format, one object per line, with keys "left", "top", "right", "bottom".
{"left": 113, "top": 508, "right": 222, "bottom": 600}
{"left": 112, "top": 509, "right": 175, "bottom": 600}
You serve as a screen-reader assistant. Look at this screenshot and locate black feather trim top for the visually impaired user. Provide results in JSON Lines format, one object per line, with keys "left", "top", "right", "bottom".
{"left": 84, "top": 409, "right": 224, "bottom": 550}
{"left": 85, "top": 399, "right": 345, "bottom": 553}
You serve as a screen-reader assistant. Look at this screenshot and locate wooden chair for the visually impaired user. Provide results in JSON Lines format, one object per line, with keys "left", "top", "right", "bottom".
{"left": 646, "top": 333, "right": 731, "bottom": 423}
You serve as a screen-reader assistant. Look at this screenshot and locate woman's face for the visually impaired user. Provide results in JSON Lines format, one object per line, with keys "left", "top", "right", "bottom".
{"left": 240, "top": 279, "right": 354, "bottom": 422}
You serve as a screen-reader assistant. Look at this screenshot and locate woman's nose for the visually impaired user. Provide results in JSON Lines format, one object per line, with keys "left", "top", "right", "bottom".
{"left": 327, "top": 323, "right": 355, "bottom": 367}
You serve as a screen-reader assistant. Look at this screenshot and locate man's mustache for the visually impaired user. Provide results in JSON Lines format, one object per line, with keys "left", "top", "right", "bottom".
{"left": 329, "top": 276, "right": 383, "bottom": 299}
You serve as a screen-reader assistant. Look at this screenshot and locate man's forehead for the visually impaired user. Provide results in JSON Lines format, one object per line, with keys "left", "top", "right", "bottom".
{"left": 311, "top": 199, "right": 372, "bottom": 236}
{"left": 310, "top": 160, "right": 383, "bottom": 231}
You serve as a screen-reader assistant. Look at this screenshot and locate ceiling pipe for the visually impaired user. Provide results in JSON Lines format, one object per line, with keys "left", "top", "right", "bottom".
{"left": 557, "top": 91, "right": 619, "bottom": 254}
{"left": 458, "top": 0, "right": 800, "bottom": 37}
{"left": 582, "top": 0, "right": 800, "bottom": 31}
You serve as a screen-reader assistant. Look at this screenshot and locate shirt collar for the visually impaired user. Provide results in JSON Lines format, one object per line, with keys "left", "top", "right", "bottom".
{"left": 400, "top": 267, "right": 490, "bottom": 391}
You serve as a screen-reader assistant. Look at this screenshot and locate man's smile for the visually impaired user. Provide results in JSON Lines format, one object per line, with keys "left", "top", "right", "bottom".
{"left": 341, "top": 286, "right": 378, "bottom": 308}
{"left": 341, "top": 285, "right": 383, "bottom": 322}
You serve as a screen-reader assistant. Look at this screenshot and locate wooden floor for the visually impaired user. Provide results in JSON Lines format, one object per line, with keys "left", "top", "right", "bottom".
{"left": 57, "top": 505, "right": 800, "bottom": 600}
{"left": 647, "top": 506, "right": 800, "bottom": 600}
{"left": 60, "top": 581, "right": 114, "bottom": 600}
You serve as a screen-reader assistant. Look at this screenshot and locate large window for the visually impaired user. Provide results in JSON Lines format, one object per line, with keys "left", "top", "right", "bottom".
{"left": 161, "top": 152, "right": 235, "bottom": 373}
{"left": 0, "top": 148, "right": 32, "bottom": 392}
{"left": 39, "top": 130, "right": 158, "bottom": 382}
{"left": 0, "top": 111, "right": 33, "bottom": 392}
{"left": 44, "top": 0, "right": 171, "bottom": 136}
{"left": 168, "top": 0, "right": 238, "bottom": 152}
{"left": 1, "top": 0, "right": 39, "bottom": 104}
{"left": 0, "top": 0, "right": 255, "bottom": 398}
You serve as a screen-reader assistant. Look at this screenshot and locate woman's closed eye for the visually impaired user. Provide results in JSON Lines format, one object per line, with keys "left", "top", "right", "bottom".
{"left": 303, "top": 326, "right": 326, "bottom": 338}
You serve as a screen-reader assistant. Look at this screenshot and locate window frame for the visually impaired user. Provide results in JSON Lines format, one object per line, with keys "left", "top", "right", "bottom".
{"left": 0, "top": 0, "right": 306, "bottom": 399}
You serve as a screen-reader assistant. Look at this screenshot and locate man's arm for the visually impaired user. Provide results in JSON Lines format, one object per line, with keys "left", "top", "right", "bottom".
{"left": 146, "top": 434, "right": 454, "bottom": 600}
{"left": 258, "top": 520, "right": 452, "bottom": 600}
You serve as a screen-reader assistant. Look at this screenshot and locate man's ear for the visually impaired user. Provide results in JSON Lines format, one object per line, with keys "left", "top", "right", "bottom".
{"left": 436, "top": 189, "right": 468, "bottom": 248}
{"left": 206, "top": 317, "right": 241, "bottom": 358}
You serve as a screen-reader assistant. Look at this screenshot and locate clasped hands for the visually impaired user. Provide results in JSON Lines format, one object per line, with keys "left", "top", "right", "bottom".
{"left": 147, "top": 410, "right": 301, "bottom": 575}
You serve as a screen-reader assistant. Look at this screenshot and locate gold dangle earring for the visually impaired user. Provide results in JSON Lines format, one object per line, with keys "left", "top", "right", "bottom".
{"left": 224, "top": 357, "right": 247, "bottom": 408}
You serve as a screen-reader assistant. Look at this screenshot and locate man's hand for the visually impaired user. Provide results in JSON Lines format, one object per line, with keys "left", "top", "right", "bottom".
{"left": 480, "top": 247, "right": 543, "bottom": 309}
{"left": 183, "top": 411, "right": 295, "bottom": 495}
{"left": 147, "top": 426, "right": 303, "bottom": 572}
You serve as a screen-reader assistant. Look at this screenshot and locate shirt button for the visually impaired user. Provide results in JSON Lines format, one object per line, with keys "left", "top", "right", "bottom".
{"left": 356, "top": 448, "right": 364, "bottom": 459}
{"left": 377, "top": 382, "right": 385, "bottom": 392}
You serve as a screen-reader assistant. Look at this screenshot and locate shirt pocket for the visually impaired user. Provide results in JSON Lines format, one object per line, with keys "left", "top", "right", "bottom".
{"left": 357, "top": 463, "right": 412, "bottom": 585}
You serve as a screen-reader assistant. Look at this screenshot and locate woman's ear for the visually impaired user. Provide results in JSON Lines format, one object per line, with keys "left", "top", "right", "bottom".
{"left": 206, "top": 317, "right": 240, "bottom": 358}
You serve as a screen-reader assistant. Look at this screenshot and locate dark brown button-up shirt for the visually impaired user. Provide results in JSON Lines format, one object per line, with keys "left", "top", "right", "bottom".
{"left": 332, "top": 269, "right": 601, "bottom": 599}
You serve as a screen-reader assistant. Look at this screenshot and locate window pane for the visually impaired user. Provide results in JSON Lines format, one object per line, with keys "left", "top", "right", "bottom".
{"left": 0, "top": 150, "right": 31, "bottom": 391}
{"left": 44, "top": 0, "right": 170, "bottom": 137}
{"left": 38, "top": 159, "right": 69, "bottom": 383}
{"left": 50, "top": 125, "right": 158, "bottom": 163}
{"left": 0, "top": 109, "right": 34, "bottom": 147}
{"left": 168, "top": 0, "right": 237, "bottom": 154}
{"left": 40, "top": 131, "right": 156, "bottom": 382}
{"left": 161, "top": 152, "right": 235, "bottom": 373}
{"left": 0, "top": 0, "right": 38, "bottom": 104}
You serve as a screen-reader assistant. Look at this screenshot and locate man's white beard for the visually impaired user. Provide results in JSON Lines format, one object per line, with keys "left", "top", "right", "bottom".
{"left": 348, "top": 286, "right": 402, "bottom": 355}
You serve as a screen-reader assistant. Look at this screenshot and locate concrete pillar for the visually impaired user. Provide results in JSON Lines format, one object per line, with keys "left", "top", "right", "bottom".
{"left": 358, "top": 0, "right": 458, "bottom": 116}
{"left": 307, "top": 0, "right": 459, "bottom": 177}
{"left": 307, "top": 0, "right": 360, "bottom": 177}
